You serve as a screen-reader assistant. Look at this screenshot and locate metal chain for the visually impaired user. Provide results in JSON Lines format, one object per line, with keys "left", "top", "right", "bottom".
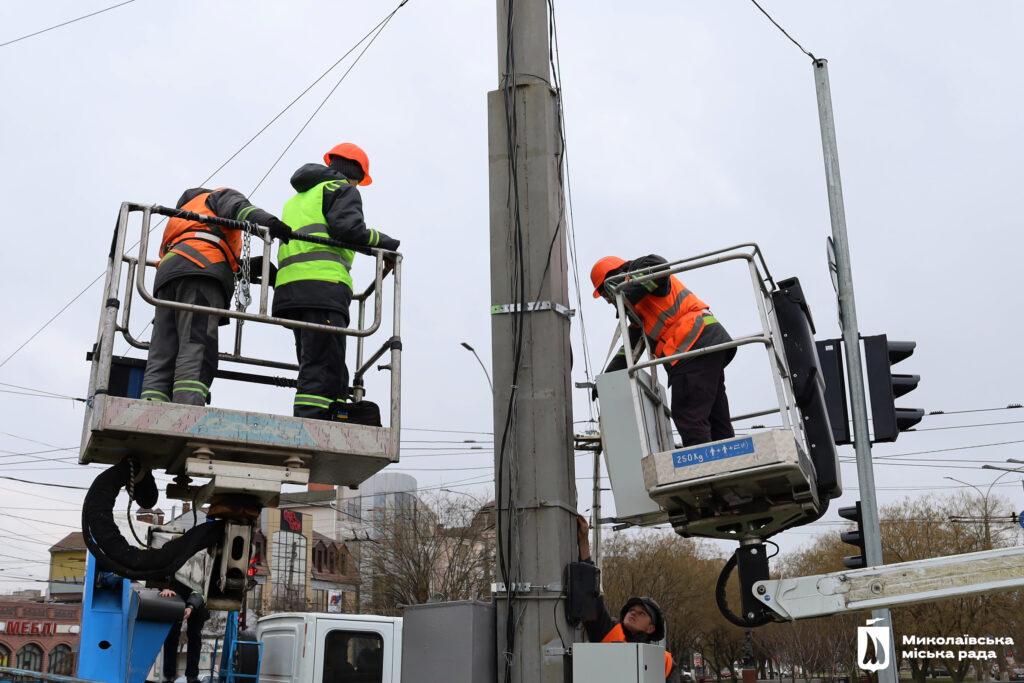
{"left": 234, "top": 225, "right": 253, "bottom": 311}
{"left": 125, "top": 457, "right": 146, "bottom": 546}
{"left": 127, "top": 457, "right": 136, "bottom": 501}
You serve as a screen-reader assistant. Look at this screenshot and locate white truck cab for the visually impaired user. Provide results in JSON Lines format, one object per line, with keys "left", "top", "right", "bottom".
{"left": 257, "top": 613, "right": 403, "bottom": 683}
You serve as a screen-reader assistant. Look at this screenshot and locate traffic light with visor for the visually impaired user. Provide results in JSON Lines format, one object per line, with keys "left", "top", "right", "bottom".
{"left": 863, "top": 334, "right": 923, "bottom": 442}
{"left": 771, "top": 278, "right": 842, "bottom": 501}
{"left": 838, "top": 500, "right": 867, "bottom": 569}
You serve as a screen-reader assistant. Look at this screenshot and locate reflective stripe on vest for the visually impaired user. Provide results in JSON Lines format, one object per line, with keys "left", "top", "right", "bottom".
{"left": 161, "top": 192, "right": 241, "bottom": 272}
{"left": 633, "top": 275, "right": 710, "bottom": 361}
{"left": 277, "top": 180, "right": 356, "bottom": 290}
{"left": 599, "top": 624, "right": 674, "bottom": 678}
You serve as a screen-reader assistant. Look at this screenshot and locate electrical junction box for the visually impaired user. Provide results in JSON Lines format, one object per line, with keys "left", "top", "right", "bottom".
{"left": 401, "top": 600, "right": 495, "bottom": 683}
{"left": 596, "top": 369, "right": 673, "bottom": 525}
{"left": 573, "top": 642, "right": 665, "bottom": 683}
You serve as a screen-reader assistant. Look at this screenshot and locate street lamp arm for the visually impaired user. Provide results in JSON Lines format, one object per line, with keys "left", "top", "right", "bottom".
{"left": 460, "top": 341, "right": 494, "bottom": 392}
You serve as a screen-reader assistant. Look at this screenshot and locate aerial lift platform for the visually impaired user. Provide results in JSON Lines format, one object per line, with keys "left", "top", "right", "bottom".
{"left": 596, "top": 243, "right": 840, "bottom": 542}
{"left": 79, "top": 202, "right": 402, "bottom": 613}
{"left": 587, "top": 243, "right": 1024, "bottom": 633}
{"left": 82, "top": 202, "right": 402, "bottom": 483}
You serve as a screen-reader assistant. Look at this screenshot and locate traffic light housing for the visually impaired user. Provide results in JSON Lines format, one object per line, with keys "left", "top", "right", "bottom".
{"left": 771, "top": 277, "right": 842, "bottom": 501}
{"left": 815, "top": 338, "right": 851, "bottom": 446}
{"left": 838, "top": 500, "right": 867, "bottom": 569}
{"left": 864, "top": 334, "right": 923, "bottom": 442}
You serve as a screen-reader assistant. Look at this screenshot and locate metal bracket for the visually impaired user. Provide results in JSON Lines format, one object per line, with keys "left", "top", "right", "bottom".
{"left": 492, "top": 582, "right": 532, "bottom": 593}
{"left": 185, "top": 457, "right": 309, "bottom": 506}
{"left": 492, "top": 582, "right": 564, "bottom": 594}
{"left": 491, "top": 301, "right": 575, "bottom": 319}
{"left": 544, "top": 646, "right": 569, "bottom": 657}
{"left": 496, "top": 499, "right": 580, "bottom": 516}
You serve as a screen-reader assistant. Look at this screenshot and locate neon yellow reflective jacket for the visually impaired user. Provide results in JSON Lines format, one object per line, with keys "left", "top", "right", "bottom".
{"left": 277, "top": 179, "right": 355, "bottom": 290}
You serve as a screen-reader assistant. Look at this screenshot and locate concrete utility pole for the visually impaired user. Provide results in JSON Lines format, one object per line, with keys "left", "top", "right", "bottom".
{"left": 813, "top": 58, "right": 896, "bottom": 683}
{"left": 487, "top": 1, "right": 577, "bottom": 682}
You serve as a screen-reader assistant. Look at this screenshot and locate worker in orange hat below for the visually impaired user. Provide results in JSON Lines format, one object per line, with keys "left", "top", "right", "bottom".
{"left": 273, "top": 143, "right": 400, "bottom": 421}
{"left": 576, "top": 516, "right": 681, "bottom": 683}
{"left": 591, "top": 254, "right": 735, "bottom": 447}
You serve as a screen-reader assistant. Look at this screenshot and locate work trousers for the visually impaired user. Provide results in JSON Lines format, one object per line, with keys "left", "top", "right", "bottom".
{"left": 162, "top": 610, "right": 208, "bottom": 682}
{"left": 289, "top": 308, "right": 351, "bottom": 419}
{"left": 668, "top": 350, "right": 734, "bottom": 447}
{"left": 140, "top": 277, "right": 224, "bottom": 406}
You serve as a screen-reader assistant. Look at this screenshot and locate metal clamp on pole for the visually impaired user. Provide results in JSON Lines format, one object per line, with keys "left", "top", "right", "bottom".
{"left": 491, "top": 301, "right": 575, "bottom": 320}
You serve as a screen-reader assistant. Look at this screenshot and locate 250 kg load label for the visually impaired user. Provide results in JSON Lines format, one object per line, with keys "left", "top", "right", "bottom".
{"left": 672, "top": 437, "right": 754, "bottom": 468}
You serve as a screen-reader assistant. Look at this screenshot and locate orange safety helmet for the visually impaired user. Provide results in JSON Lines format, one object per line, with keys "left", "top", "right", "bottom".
{"left": 323, "top": 142, "right": 373, "bottom": 186}
{"left": 591, "top": 256, "right": 627, "bottom": 298}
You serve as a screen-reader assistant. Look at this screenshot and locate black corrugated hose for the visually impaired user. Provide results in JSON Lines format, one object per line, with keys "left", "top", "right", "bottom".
{"left": 82, "top": 457, "right": 224, "bottom": 581}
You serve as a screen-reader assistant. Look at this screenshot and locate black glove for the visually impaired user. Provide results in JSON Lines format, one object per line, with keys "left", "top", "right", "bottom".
{"left": 379, "top": 236, "right": 400, "bottom": 252}
{"left": 265, "top": 217, "right": 292, "bottom": 243}
{"left": 590, "top": 385, "right": 599, "bottom": 402}
{"left": 243, "top": 256, "right": 278, "bottom": 287}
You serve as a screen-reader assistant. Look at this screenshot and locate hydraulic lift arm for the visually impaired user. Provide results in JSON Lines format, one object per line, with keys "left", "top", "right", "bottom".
{"left": 752, "top": 545, "right": 1024, "bottom": 620}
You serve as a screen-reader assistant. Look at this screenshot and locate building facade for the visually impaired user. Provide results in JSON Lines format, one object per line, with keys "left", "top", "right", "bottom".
{"left": 0, "top": 600, "right": 81, "bottom": 675}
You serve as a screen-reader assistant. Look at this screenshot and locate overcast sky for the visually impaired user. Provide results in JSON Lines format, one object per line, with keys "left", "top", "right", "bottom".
{"left": 1, "top": 1, "right": 1023, "bottom": 591}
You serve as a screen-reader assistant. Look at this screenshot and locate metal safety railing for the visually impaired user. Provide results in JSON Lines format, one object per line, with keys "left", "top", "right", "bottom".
{"left": 0, "top": 666, "right": 98, "bottom": 683}
{"left": 602, "top": 243, "right": 803, "bottom": 455}
{"left": 87, "top": 202, "right": 402, "bottom": 428}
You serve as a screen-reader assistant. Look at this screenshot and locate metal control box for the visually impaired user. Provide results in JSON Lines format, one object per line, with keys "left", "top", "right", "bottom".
{"left": 572, "top": 643, "right": 665, "bottom": 683}
{"left": 596, "top": 369, "right": 672, "bottom": 525}
{"left": 401, "top": 600, "right": 495, "bottom": 683}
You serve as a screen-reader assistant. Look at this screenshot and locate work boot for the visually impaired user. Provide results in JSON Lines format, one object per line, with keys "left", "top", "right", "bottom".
{"left": 331, "top": 400, "right": 381, "bottom": 427}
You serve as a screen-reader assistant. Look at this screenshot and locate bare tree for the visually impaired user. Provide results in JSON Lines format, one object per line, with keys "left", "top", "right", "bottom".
{"left": 363, "top": 491, "right": 494, "bottom": 615}
{"left": 600, "top": 529, "right": 734, "bottom": 673}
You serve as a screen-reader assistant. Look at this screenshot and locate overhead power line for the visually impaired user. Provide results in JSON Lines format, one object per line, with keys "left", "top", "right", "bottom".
{"left": 0, "top": 274, "right": 104, "bottom": 371}
{"left": 0, "top": 475, "right": 89, "bottom": 490}
{"left": 0, "top": 0, "right": 136, "bottom": 49}
{"left": 749, "top": 0, "right": 815, "bottom": 60}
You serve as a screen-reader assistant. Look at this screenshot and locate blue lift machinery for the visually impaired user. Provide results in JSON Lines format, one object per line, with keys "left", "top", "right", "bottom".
{"left": 75, "top": 202, "right": 402, "bottom": 682}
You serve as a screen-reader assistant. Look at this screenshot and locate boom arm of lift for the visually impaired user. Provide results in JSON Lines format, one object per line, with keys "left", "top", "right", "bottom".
{"left": 753, "top": 545, "right": 1024, "bottom": 620}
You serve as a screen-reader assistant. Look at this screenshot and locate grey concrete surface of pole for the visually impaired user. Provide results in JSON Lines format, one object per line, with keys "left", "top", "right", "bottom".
{"left": 488, "top": 0, "right": 578, "bottom": 682}
{"left": 813, "top": 58, "right": 895, "bottom": 683}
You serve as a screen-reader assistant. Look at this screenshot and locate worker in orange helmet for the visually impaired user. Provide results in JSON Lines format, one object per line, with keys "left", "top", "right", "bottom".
{"left": 273, "top": 143, "right": 400, "bottom": 421}
{"left": 591, "top": 254, "right": 735, "bottom": 446}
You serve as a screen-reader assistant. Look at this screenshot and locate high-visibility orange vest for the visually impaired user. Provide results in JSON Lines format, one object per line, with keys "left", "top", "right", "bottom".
{"left": 600, "top": 623, "right": 674, "bottom": 678}
{"left": 632, "top": 274, "right": 711, "bottom": 363}
{"left": 160, "top": 192, "right": 241, "bottom": 272}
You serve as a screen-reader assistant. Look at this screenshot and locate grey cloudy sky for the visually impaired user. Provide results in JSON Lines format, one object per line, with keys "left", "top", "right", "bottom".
{"left": 1, "top": 1, "right": 1022, "bottom": 589}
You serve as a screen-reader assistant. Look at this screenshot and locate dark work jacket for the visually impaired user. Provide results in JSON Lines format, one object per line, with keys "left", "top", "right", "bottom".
{"left": 272, "top": 164, "right": 399, "bottom": 315}
{"left": 155, "top": 187, "right": 277, "bottom": 300}
{"left": 169, "top": 581, "right": 209, "bottom": 621}
{"left": 604, "top": 254, "right": 733, "bottom": 384}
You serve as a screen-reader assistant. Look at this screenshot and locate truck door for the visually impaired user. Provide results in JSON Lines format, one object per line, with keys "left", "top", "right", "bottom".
{"left": 313, "top": 618, "right": 395, "bottom": 683}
